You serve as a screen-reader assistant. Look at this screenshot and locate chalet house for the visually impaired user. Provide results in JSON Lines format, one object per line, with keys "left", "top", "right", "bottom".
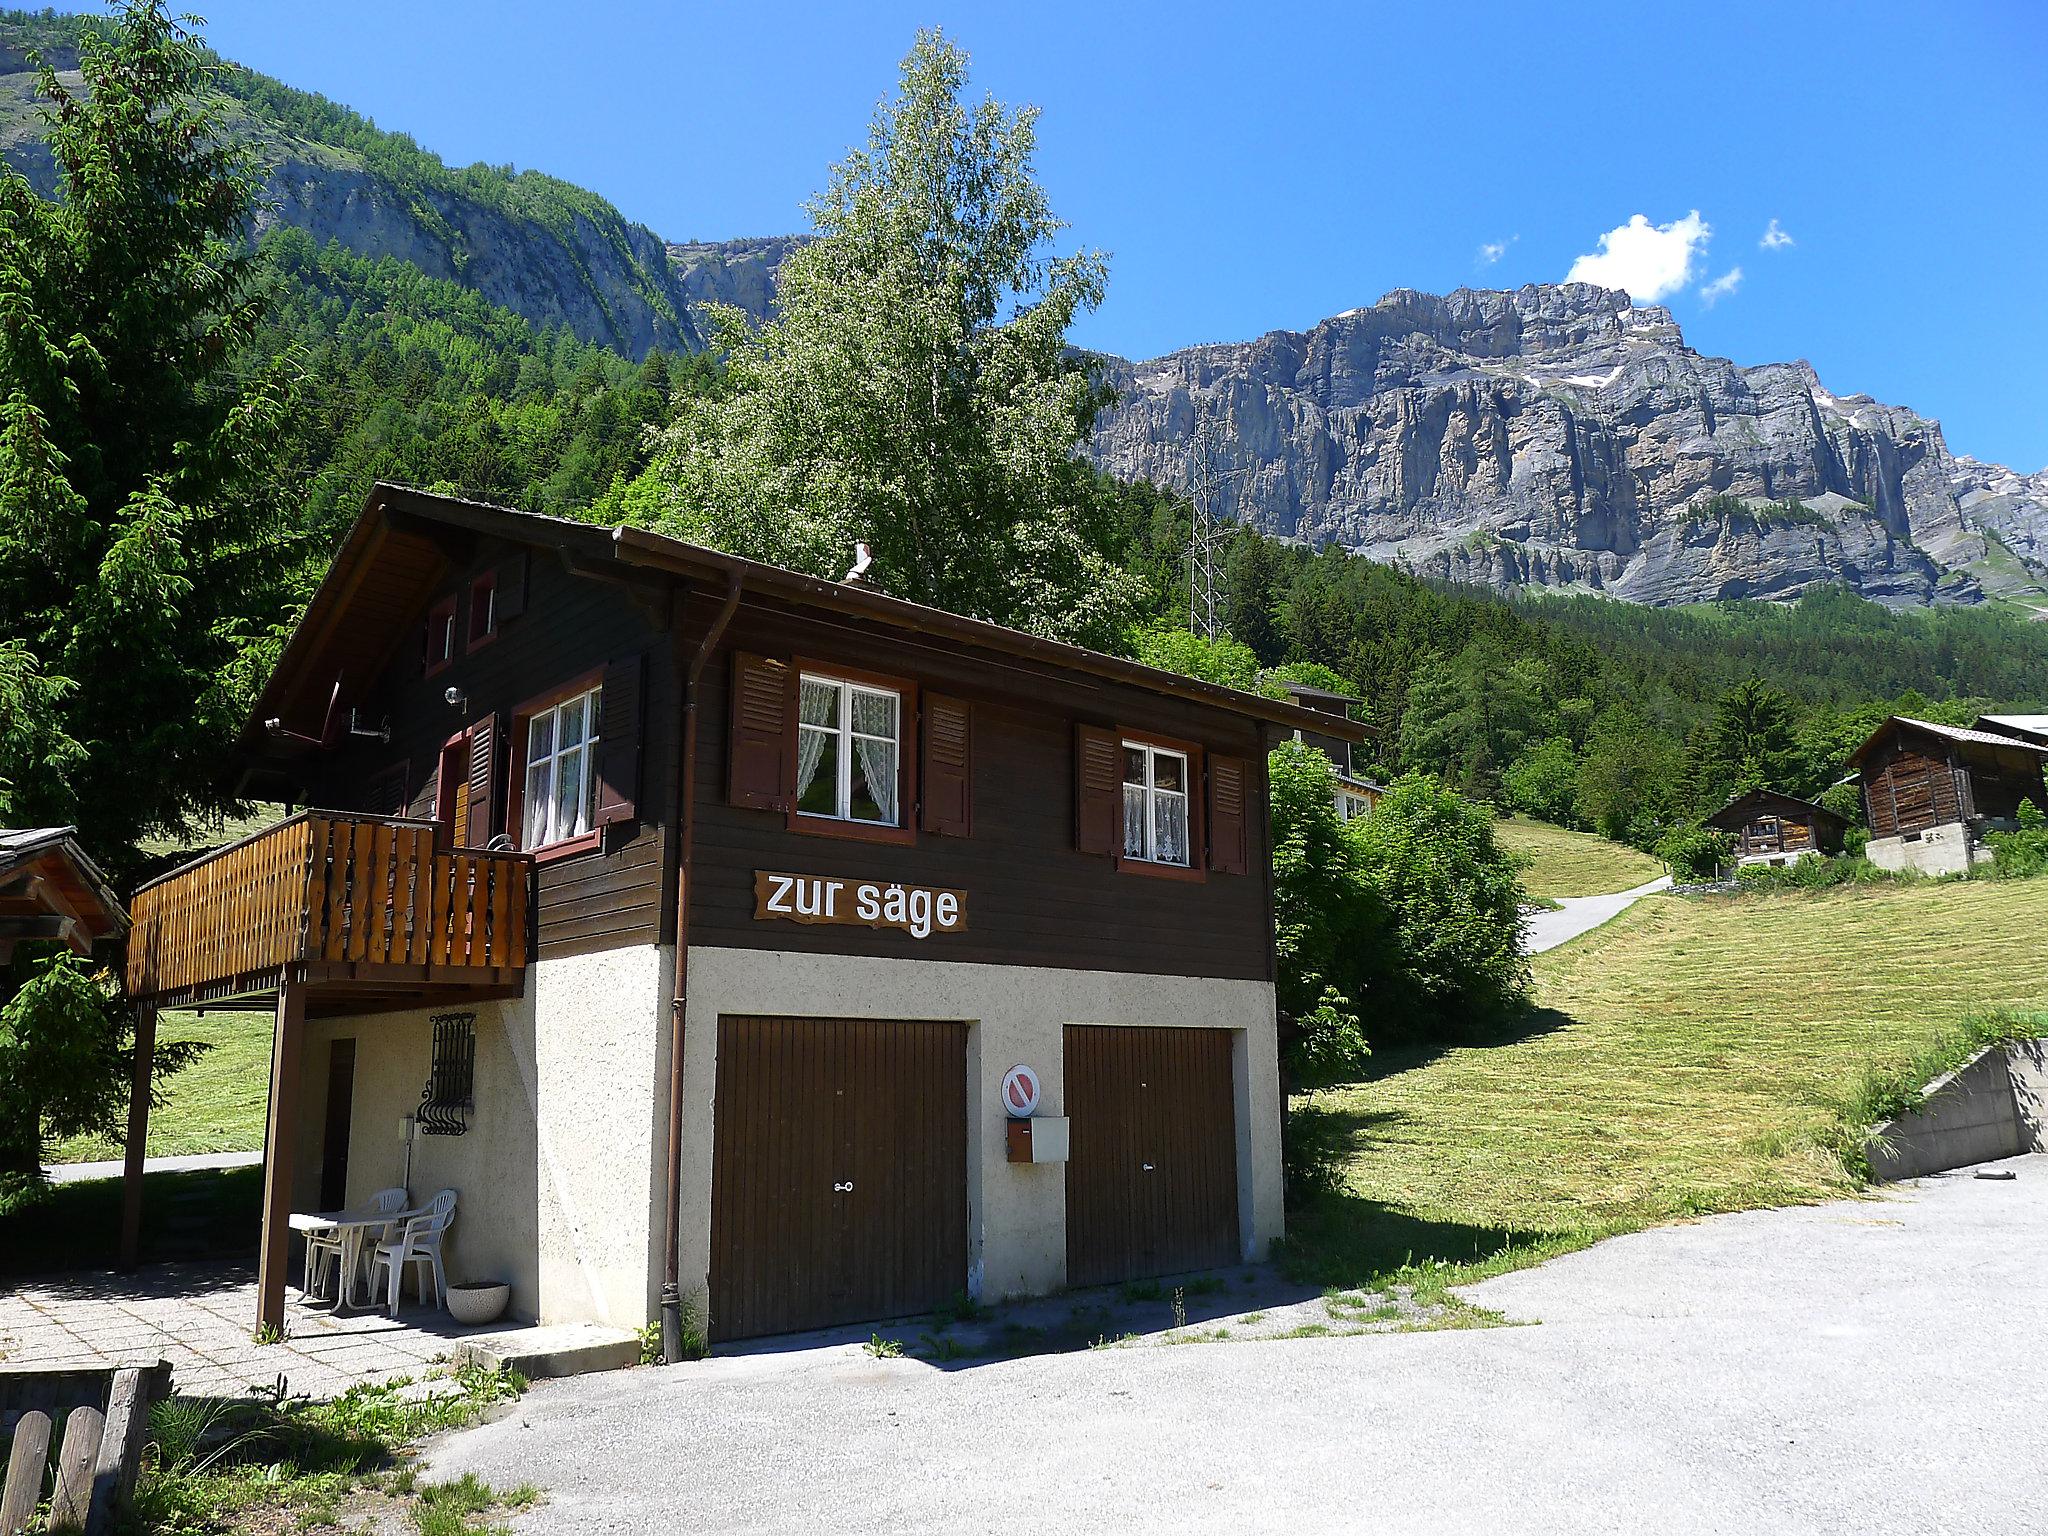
{"left": 1703, "top": 790, "right": 1848, "bottom": 867}
{"left": 122, "top": 485, "right": 1362, "bottom": 1344}
{"left": 1277, "top": 681, "right": 1383, "bottom": 822}
{"left": 1975, "top": 714, "right": 2048, "bottom": 749}
{"left": 1849, "top": 716, "right": 2048, "bottom": 877}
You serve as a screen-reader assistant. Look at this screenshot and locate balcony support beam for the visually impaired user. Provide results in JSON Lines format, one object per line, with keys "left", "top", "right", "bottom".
{"left": 256, "top": 982, "right": 307, "bottom": 1335}
{"left": 117, "top": 1001, "right": 158, "bottom": 1270}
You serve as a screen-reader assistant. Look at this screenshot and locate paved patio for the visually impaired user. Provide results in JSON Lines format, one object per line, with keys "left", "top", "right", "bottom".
{"left": 0, "top": 1261, "right": 514, "bottom": 1399}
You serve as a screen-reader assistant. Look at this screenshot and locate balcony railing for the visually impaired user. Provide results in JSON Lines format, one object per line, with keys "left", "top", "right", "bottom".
{"left": 126, "top": 812, "right": 532, "bottom": 1006}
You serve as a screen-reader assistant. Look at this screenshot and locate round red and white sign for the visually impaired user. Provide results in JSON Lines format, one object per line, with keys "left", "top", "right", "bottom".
{"left": 1001, "top": 1064, "right": 1042, "bottom": 1118}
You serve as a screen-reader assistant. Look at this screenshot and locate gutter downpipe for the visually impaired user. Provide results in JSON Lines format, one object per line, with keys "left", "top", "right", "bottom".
{"left": 660, "top": 571, "right": 743, "bottom": 1363}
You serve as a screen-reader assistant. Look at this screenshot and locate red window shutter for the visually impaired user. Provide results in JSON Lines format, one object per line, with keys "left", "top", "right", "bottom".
{"left": 594, "top": 653, "right": 644, "bottom": 827}
{"left": 920, "top": 694, "right": 973, "bottom": 836}
{"left": 465, "top": 713, "right": 499, "bottom": 847}
{"left": 1207, "top": 754, "right": 1250, "bottom": 875}
{"left": 1075, "top": 724, "right": 1122, "bottom": 857}
{"left": 728, "top": 651, "right": 791, "bottom": 810}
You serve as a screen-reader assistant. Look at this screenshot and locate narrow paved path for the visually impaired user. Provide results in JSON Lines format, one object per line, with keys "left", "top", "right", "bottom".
{"left": 41, "top": 1149, "right": 261, "bottom": 1185}
{"left": 1525, "top": 874, "right": 1672, "bottom": 954}
{"left": 425, "top": 1158, "right": 2046, "bottom": 1535}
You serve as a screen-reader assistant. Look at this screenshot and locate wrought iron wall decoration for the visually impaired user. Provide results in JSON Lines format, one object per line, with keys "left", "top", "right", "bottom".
{"left": 418, "top": 1011, "right": 477, "bottom": 1136}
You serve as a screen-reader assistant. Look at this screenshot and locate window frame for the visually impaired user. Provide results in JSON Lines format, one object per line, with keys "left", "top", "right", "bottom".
{"left": 785, "top": 658, "right": 918, "bottom": 847}
{"left": 465, "top": 571, "right": 499, "bottom": 654}
{"left": 508, "top": 670, "right": 606, "bottom": 863}
{"left": 422, "top": 594, "right": 458, "bottom": 678}
{"left": 1115, "top": 729, "right": 1206, "bottom": 882}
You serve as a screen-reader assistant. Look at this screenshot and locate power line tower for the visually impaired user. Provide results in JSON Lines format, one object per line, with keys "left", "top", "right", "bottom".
{"left": 1185, "top": 412, "right": 1250, "bottom": 642}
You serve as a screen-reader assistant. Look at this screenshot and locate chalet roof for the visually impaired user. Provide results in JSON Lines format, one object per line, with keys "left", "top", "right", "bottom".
{"left": 0, "top": 826, "right": 128, "bottom": 959}
{"left": 247, "top": 484, "right": 1367, "bottom": 752}
{"left": 1845, "top": 715, "right": 2048, "bottom": 770}
{"left": 1977, "top": 714, "right": 2048, "bottom": 744}
{"left": 1703, "top": 789, "right": 1847, "bottom": 834}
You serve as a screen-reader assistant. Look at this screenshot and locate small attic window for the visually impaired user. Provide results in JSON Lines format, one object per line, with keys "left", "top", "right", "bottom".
{"left": 423, "top": 595, "right": 457, "bottom": 677}
{"left": 467, "top": 571, "right": 498, "bottom": 652}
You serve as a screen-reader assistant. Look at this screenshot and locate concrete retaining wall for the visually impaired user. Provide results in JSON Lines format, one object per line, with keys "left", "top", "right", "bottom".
{"left": 1867, "top": 1041, "right": 2048, "bottom": 1181}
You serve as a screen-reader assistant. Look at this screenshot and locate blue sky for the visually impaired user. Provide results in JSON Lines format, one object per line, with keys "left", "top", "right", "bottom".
{"left": 162, "top": 0, "right": 2046, "bottom": 468}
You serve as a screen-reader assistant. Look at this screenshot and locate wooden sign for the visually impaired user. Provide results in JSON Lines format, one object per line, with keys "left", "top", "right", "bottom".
{"left": 754, "top": 871, "right": 968, "bottom": 939}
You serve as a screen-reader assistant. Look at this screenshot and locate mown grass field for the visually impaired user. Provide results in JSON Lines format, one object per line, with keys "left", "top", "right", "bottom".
{"left": 1285, "top": 877, "right": 2048, "bottom": 1286}
{"left": 47, "top": 1010, "right": 272, "bottom": 1164}
{"left": 1495, "top": 814, "right": 1665, "bottom": 900}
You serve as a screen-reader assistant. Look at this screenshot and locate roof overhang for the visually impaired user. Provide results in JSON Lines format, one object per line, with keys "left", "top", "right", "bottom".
{"left": 0, "top": 827, "right": 128, "bottom": 960}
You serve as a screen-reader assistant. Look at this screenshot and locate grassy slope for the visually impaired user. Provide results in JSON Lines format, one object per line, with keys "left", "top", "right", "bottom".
{"left": 1496, "top": 814, "right": 1666, "bottom": 900}
{"left": 1287, "top": 878, "right": 2048, "bottom": 1285}
{"left": 47, "top": 1011, "right": 272, "bottom": 1164}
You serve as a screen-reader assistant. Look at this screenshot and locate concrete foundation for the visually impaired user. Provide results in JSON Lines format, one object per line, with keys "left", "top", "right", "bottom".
{"left": 1865, "top": 823, "right": 1986, "bottom": 877}
{"left": 1867, "top": 1041, "right": 2048, "bottom": 1181}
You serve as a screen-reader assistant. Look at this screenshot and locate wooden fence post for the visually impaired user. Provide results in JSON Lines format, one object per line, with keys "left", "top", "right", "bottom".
{"left": 0, "top": 1408, "right": 51, "bottom": 1536}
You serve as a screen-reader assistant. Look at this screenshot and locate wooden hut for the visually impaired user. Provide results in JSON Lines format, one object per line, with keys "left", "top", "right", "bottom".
{"left": 1848, "top": 717, "right": 2048, "bottom": 876}
{"left": 1704, "top": 790, "right": 1849, "bottom": 867}
{"left": 0, "top": 826, "right": 126, "bottom": 964}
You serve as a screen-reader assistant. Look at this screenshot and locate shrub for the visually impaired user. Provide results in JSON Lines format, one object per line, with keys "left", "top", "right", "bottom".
{"left": 1655, "top": 823, "right": 1732, "bottom": 881}
{"left": 1986, "top": 799, "right": 2048, "bottom": 880}
{"left": 1502, "top": 736, "right": 1581, "bottom": 826}
{"left": 1732, "top": 855, "right": 1901, "bottom": 892}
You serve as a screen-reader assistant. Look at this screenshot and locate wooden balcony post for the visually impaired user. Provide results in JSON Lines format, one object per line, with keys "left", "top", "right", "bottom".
{"left": 256, "top": 982, "right": 307, "bottom": 1335}
{"left": 117, "top": 1001, "right": 158, "bottom": 1270}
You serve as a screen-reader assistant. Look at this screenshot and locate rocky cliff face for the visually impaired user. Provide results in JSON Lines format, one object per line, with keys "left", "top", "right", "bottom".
{"left": 1091, "top": 284, "right": 2047, "bottom": 609}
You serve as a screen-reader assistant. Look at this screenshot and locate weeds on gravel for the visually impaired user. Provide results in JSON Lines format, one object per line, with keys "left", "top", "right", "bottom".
{"left": 413, "top": 1472, "right": 537, "bottom": 1536}
{"left": 863, "top": 1334, "right": 905, "bottom": 1359}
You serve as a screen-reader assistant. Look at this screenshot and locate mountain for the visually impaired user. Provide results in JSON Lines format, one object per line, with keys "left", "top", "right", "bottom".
{"left": 1090, "top": 284, "right": 2048, "bottom": 613}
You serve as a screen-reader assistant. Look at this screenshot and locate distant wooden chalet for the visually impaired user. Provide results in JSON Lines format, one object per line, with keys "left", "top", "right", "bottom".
{"left": 1277, "top": 681, "right": 1383, "bottom": 821}
{"left": 0, "top": 826, "right": 125, "bottom": 964}
{"left": 1704, "top": 790, "right": 1848, "bottom": 867}
{"left": 1848, "top": 716, "right": 2048, "bottom": 876}
{"left": 1975, "top": 714, "right": 2048, "bottom": 749}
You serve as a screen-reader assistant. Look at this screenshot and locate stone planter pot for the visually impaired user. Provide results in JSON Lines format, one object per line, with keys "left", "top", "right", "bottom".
{"left": 445, "top": 1281, "right": 510, "bottom": 1326}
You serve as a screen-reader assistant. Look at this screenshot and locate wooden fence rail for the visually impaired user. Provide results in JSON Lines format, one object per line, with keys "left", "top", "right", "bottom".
{"left": 125, "top": 813, "right": 532, "bottom": 1001}
{"left": 0, "top": 1364, "right": 165, "bottom": 1536}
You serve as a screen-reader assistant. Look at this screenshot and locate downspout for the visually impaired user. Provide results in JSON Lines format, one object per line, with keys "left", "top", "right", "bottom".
{"left": 660, "top": 571, "right": 743, "bottom": 1364}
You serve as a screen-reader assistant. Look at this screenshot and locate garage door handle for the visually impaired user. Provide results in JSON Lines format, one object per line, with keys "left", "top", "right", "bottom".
{"left": 833, "top": 1181, "right": 854, "bottom": 1193}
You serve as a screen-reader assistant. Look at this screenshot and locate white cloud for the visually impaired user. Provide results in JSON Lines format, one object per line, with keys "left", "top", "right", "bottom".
{"left": 1699, "top": 266, "right": 1743, "bottom": 305}
{"left": 1478, "top": 235, "right": 1517, "bottom": 266}
{"left": 1760, "top": 218, "right": 1794, "bottom": 250}
{"left": 1565, "top": 211, "right": 1711, "bottom": 301}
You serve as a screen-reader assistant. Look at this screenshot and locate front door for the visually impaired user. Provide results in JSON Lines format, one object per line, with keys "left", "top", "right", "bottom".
{"left": 319, "top": 1038, "right": 357, "bottom": 1211}
{"left": 708, "top": 1016, "right": 967, "bottom": 1342}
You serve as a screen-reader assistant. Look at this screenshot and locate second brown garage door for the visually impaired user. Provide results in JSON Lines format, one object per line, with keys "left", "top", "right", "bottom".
{"left": 709, "top": 1016, "right": 967, "bottom": 1342}
{"left": 1064, "top": 1025, "right": 1241, "bottom": 1288}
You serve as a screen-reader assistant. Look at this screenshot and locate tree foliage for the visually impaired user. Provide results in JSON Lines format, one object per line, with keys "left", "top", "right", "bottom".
{"left": 613, "top": 31, "right": 1141, "bottom": 647}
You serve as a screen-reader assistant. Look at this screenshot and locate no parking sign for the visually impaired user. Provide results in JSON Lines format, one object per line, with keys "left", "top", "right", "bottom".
{"left": 1001, "top": 1063, "right": 1042, "bottom": 1118}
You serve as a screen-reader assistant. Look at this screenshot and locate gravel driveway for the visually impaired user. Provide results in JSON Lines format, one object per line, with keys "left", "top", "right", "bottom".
{"left": 426, "top": 1156, "right": 2047, "bottom": 1534}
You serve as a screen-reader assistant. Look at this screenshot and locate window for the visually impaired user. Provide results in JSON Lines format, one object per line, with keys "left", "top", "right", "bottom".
{"left": 466, "top": 572, "right": 497, "bottom": 651}
{"left": 1122, "top": 741, "right": 1190, "bottom": 865}
{"left": 422, "top": 595, "right": 457, "bottom": 676}
{"left": 418, "top": 1012, "right": 476, "bottom": 1137}
{"left": 796, "top": 674, "right": 899, "bottom": 826}
{"left": 521, "top": 686, "right": 601, "bottom": 849}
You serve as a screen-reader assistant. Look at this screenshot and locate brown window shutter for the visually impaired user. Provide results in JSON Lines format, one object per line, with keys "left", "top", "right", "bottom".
{"left": 919, "top": 694, "right": 973, "bottom": 837}
{"left": 364, "top": 762, "right": 408, "bottom": 819}
{"left": 728, "top": 651, "right": 791, "bottom": 810}
{"left": 1207, "top": 754, "right": 1250, "bottom": 875}
{"left": 496, "top": 551, "right": 529, "bottom": 622}
{"left": 1075, "top": 724, "right": 1122, "bottom": 857}
{"left": 595, "top": 653, "right": 645, "bottom": 827}
{"left": 464, "top": 713, "right": 499, "bottom": 847}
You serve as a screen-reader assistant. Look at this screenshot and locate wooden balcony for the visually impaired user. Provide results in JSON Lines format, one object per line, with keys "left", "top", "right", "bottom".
{"left": 126, "top": 812, "right": 532, "bottom": 1014}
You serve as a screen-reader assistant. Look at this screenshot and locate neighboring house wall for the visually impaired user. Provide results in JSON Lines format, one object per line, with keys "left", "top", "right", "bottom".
{"left": 673, "top": 945, "right": 1283, "bottom": 1317}
{"left": 291, "top": 945, "right": 670, "bottom": 1327}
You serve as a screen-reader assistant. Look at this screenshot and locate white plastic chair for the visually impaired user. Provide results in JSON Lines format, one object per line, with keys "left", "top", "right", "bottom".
{"left": 303, "top": 1226, "right": 345, "bottom": 1300}
{"left": 345, "top": 1187, "right": 411, "bottom": 1306}
{"left": 370, "top": 1188, "right": 457, "bottom": 1317}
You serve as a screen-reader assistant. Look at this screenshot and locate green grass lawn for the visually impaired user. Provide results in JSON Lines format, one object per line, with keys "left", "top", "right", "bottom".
{"left": 1285, "top": 877, "right": 2048, "bottom": 1288}
{"left": 46, "top": 1010, "right": 273, "bottom": 1164}
{"left": 1495, "top": 814, "right": 1666, "bottom": 900}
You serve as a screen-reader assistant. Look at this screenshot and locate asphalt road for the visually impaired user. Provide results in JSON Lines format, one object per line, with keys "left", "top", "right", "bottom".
{"left": 427, "top": 1156, "right": 2048, "bottom": 1534}
{"left": 1525, "top": 874, "right": 1673, "bottom": 954}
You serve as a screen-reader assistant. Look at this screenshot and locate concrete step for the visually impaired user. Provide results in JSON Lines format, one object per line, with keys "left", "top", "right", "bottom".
{"left": 452, "top": 1322, "right": 640, "bottom": 1381}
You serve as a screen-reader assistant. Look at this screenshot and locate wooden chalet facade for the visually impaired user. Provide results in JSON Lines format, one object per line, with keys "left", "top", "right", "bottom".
{"left": 1279, "top": 681, "right": 1383, "bottom": 821}
{"left": 123, "top": 485, "right": 1361, "bottom": 1341}
{"left": 1850, "top": 716, "right": 2048, "bottom": 877}
{"left": 1703, "top": 790, "right": 1848, "bottom": 867}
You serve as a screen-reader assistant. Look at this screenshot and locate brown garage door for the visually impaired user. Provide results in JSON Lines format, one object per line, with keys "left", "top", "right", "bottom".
{"left": 709, "top": 1016, "right": 967, "bottom": 1342}
{"left": 1064, "top": 1025, "right": 1241, "bottom": 1289}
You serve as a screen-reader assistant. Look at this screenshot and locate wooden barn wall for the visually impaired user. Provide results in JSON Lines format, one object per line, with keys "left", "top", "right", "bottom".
{"left": 682, "top": 590, "right": 1277, "bottom": 983}
{"left": 290, "top": 535, "right": 674, "bottom": 959}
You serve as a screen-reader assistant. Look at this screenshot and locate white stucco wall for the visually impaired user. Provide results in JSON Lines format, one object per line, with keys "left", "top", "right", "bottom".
{"left": 292, "top": 944, "right": 669, "bottom": 1327}
{"left": 1866, "top": 823, "right": 1985, "bottom": 876}
{"left": 672, "top": 946, "right": 1284, "bottom": 1321}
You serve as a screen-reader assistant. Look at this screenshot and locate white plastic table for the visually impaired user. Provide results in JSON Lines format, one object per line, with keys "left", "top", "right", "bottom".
{"left": 289, "top": 1206, "right": 416, "bottom": 1309}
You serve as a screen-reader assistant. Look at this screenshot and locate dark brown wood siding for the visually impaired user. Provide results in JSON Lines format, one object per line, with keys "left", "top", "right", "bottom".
{"left": 708, "top": 1015, "right": 968, "bottom": 1341}
{"left": 1064, "top": 1024, "right": 1240, "bottom": 1288}
{"left": 292, "top": 536, "right": 674, "bottom": 959}
{"left": 684, "top": 594, "right": 1276, "bottom": 982}
{"left": 1865, "top": 740, "right": 1963, "bottom": 838}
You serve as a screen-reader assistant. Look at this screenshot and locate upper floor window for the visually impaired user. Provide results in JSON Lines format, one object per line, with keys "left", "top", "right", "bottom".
{"left": 1123, "top": 741, "right": 1190, "bottom": 866}
{"left": 797, "top": 674, "right": 899, "bottom": 827}
{"left": 523, "top": 686, "right": 601, "bottom": 849}
{"left": 423, "top": 595, "right": 458, "bottom": 676}
{"left": 466, "top": 572, "right": 498, "bottom": 651}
